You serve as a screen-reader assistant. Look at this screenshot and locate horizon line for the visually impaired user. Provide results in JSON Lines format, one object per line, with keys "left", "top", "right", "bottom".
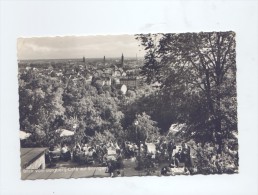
{"left": 18, "top": 56, "right": 144, "bottom": 61}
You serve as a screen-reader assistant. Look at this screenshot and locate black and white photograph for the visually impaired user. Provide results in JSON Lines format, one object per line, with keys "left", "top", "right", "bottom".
{"left": 18, "top": 32, "right": 238, "bottom": 180}
{"left": 1, "top": 1, "right": 258, "bottom": 195}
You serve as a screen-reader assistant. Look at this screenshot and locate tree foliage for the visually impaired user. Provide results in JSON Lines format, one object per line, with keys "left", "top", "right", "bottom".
{"left": 19, "top": 67, "right": 124, "bottom": 147}
{"left": 19, "top": 69, "right": 65, "bottom": 146}
{"left": 136, "top": 32, "right": 237, "bottom": 152}
{"left": 126, "top": 112, "right": 160, "bottom": 145}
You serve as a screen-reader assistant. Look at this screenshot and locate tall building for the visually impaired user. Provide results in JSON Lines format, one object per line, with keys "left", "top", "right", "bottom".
{"left": 103, "top": 56, "right": 106, "bottom": 65}
{"left": 121, "top": 53, "right": 124, "bottom": 67}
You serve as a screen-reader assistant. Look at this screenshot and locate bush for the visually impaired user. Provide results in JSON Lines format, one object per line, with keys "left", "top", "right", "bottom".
{"left": 195, "top": 142, "right": 238, "bottom": 174}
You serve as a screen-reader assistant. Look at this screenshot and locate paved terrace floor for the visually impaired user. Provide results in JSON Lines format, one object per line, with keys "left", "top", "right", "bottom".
{"left": 21, "top": 158, "right": 162, "bottom": 180}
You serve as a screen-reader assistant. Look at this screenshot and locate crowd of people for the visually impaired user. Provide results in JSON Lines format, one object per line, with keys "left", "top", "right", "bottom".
{"left": 123, "top": 139, "right": 194, "bottom": 175}
{"left": 45, "top": 139, "right": 195, "bottom": 176}
{"left": 155, "top": 140, "right": 194, "bottom": 175}
{"left": 46, "top": 144, "right": 72, "bottom": 166}
{"left": 45, "top": 141, "right": 124, "bottom": 176}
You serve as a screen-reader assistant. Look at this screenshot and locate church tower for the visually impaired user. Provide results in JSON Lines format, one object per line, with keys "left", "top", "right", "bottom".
{"left": 121, "top": 53, "right": 124, "bottom": 68}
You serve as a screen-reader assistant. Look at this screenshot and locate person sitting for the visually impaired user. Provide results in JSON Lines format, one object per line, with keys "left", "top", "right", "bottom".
{"left": 174, "top": 149, "right": 185, "bottom": 167}
{"left": 61, "top": 144, "right": 68, "bottom": 152}
{"left": 182, "top": 143, "right": 191, "bottom": 157}
{"left": 169, "top": 156, "right": 177, "bottom": 168}
{"left": 182, "top": 143, "right": 193, "bottom": 172}
{"left": 184, "top": 167, "right": 190, "bottom": 175}
{"left": 103, "top": 153, "right": 110, "bottom": 166}
{"left": 73, "top": 145, "right": 81, "bottom": 162}
{"left": 128, "top": 144, "right": 134, "bottom": 158}
{"left": 97, "top": 145, "right": 105, "bottom": 164}
{"left": 86, "top": 148, "right": 94, "bottom": 164}
{"left": 88, "top": 148, "right": 93, "bottom": 157}
{"left": 84, "top": 143, "right": 89, "bottom": 151}
{"left": 45, "top": 145, "right": 54, "bottom": 165}
{"left": 161, "top": 166, "right": 171, "bottom": 176}
{"left": 168, "top": 139, "right": 175, "bottom": 161}
{"left": 107, "top": 161, "right": 115, "bottom": 177}
{"left": 162, "top": 141, "right": 168, "bottom": 151}
{"left": 116, "top": 150, "right": 123, "bottom": 169}
{"left": 132, "top": 144, "right": 138, "bottom": 157}
{"left": 74, "top": 143, "right": 81, "bottom": 150}
{"left": 116, "top": 170, "right": 122, "bottom": 177}
{"left": 61, "top": 144, "right": 71, "bottom": 161}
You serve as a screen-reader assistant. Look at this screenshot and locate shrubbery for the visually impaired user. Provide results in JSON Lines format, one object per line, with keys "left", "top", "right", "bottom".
{"left": 193, "top": 141, "right": 238, "bottom": 174}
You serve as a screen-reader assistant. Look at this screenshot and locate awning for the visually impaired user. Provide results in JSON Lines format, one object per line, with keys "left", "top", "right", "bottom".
{"left": 20, "top": 131, "right": 31, "bottom": 140}
{"left": 57, "top": 129, "right": 75, "bottom": 137}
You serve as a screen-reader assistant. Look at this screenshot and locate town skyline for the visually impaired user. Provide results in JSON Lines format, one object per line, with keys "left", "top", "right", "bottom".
{"left": 17, "top": 35, "right": 146, "bottom": 60}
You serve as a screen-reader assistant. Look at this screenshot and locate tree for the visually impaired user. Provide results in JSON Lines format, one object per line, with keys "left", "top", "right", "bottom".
{"left": 63, "top": 78, "right": 124, "bottom": 139}
{"left": 136, "top": 32, "right": 237, "bottom": 153}
{"left": 136, "top": 33, "right": 162, "bottom": 84}
{"left": 126, "top": 112, "right": 160, "bottom": 146}
{"left": 19, "top": 65, "right": 125, "bottom": 147}
{"left": 19, "top": 69, "right": 65, "bottom": 146}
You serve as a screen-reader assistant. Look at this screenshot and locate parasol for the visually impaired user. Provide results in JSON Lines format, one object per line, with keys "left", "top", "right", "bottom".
{"left": 19, "top": 131, "right": 31, "bottom": 140}
{"left": 56, "top": 129, "right": 75, "bottom": 137}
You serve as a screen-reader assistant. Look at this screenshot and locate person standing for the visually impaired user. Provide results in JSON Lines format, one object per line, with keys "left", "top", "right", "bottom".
{"left": 182, "top": 143, "right": 193, "bottom": 172}
{"left": 174, "top": 149, "right": 184, "bottom": 167}
{"left": 61, "top": 144, "right": 71, "bottom": 161}
{"left": 168, "top": 139, "right": 175, "bottom": 161}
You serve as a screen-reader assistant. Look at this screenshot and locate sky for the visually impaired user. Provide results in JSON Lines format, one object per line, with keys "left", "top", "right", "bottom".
{"left": 17, "top": 35, "right": 146, "bottom": 60}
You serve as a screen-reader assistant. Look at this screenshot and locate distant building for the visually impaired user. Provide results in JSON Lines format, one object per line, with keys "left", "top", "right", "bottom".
{"left": 111, "top": 66, "right": 126, "bottom": 77}
{"left": 94, "top": 78, "right": 104, "bottom": 86}
{"left": 103, "top": 68, "right": 112, "bottom": 75}
{"left": 121, "top": 71, "right": 127, "bottom": 77}
{"left": 115, "top": 53, "right": 125, "bottom": 68}
{"left": 102, "top": 77, "right": 112, "bottom": 86}
{"left": 79, "top": 65, "right": 84, "bottom": 70}
{"left": 93, "top": 76, "right": 111, "bottom": 86}
{"left": 92, "top": 69, "right": 103, "bottom": 77}
{"left": 113, "top": 77, "right": 120, "bottom": 85}
{"left": 85, "top": 75, "right": 93, "bottom": 82}
{"left": 111, "top": 64, "right": 118, "bottom": 71}
{"left": 121, "top": 53, "right": 124, "bottom": 68}
{"left": 112, "top": 70, "right": 122, "bottom": 77}
{"left": 120, "top": 77, "right": 138, "bottom": 89}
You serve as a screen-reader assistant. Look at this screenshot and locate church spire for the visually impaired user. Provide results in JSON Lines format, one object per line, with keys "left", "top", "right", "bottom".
{"left": 121, "top": 53, "right": 124, "bottom": 67}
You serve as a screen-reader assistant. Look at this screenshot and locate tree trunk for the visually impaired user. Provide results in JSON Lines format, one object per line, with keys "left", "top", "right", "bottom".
{"left": 214, "top": 118, "right": 223, "bottom": 154}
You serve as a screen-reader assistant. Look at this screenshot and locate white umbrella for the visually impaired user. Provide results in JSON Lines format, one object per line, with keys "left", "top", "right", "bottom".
{"left": 146, "top": 143, "right": 156, "bottom": 154}
{"left": 57, "top": 129, "right": 75, "bottom": 137}
{"left": 232, "top": 131, "right": 238, "bottom": 139}
{"left": 167, "top": 123, "right": 187, "bottom": 137}
{"left": 20, "top": 131, "right": 31, "bottom": 140}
